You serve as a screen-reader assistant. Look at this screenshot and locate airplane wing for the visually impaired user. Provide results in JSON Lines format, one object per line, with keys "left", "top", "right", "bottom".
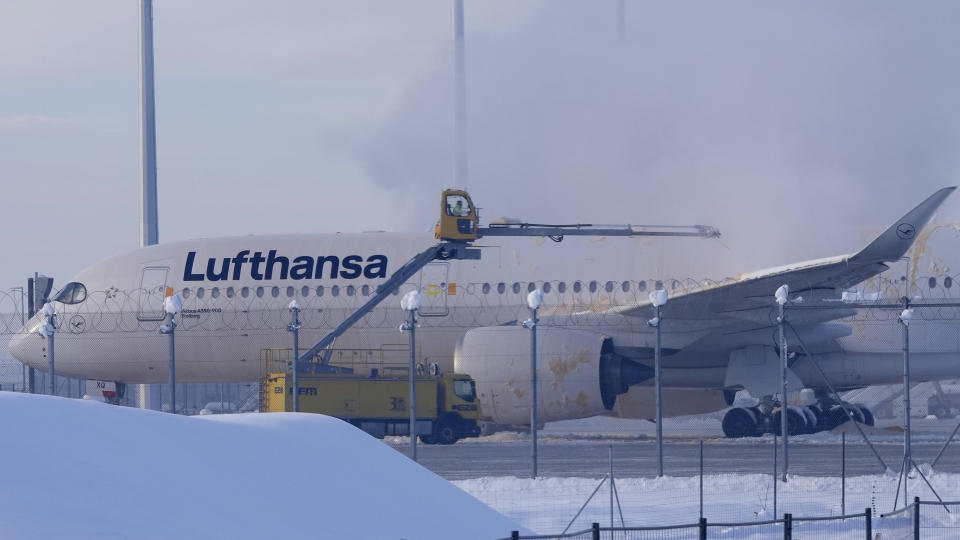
{"left": 618, "top": 187, "right": 956, "bottom": 327}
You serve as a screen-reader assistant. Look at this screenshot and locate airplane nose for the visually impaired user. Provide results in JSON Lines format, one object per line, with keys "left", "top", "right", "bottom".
{"left": 8, "top": 320, "right": 46, "bottom": 371}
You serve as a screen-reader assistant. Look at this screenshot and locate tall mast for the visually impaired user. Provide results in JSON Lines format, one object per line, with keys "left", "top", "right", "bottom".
{"left": 454, "top": 0, "right": 468, "bottom": 188}
{"left": 140, "top": 0, "right": 159, "bottom": 247}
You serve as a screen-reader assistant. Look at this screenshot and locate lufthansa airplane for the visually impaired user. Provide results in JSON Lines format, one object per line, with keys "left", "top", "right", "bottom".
{"left": 9, "top": 187, "right": 960, "bottom": 437}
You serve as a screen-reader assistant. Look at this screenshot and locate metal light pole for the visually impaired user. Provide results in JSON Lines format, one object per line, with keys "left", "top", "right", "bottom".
{"left": 39, "top": 303, "right": 56, "bottom": 396}
{"left": 523, "top": 289, "right": 543, "bottom": 478}
{"left": 287, "top": 300, "right": 302, "bottom": 412}
{"left": 775, "top": 284, "right": 789, "bottom": 482}
{"left": 139, "top": 0, "right": 162, "bottom": 412}
{"left": 11, "top": 287, "right": 25, "bottom": 391}
{"left": 27, "top": 277, "right": 37, "bottom": 393}
{"left": 400, "top": 290, "right": 423, "bottom": 462}
{"left": 648, "top": 289, "right": 668, "bottom": 477}
{"left": 159, "top": 294, "right": 181, "bottom": 413}
{"left": 900, "top": 303, "right": 913, "bottom": 505}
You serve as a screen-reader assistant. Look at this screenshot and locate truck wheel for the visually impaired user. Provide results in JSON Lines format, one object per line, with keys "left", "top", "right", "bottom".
{"left": 434, "top": 416, "right": 461, "bottom": 445}
{"left": 419, "top": 435, "right": 437, "bottom": 445}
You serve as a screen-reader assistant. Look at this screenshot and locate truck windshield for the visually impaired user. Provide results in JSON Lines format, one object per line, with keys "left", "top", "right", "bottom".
{"left": 445, "top": 195, "right": 471, "bottom": 217}
{"left": 454, "top": 379, "right": 476, "bottom": 402}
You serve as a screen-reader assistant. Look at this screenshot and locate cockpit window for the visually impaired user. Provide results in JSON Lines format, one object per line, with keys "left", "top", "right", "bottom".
{"left": 54, "top": 282, "right": 87, "bottom": 304}
{"left": 454, "top": 379, "right": 476, "bottom": 402}
{"left": 445, "top": 195, "right": 472, "bottom": 217}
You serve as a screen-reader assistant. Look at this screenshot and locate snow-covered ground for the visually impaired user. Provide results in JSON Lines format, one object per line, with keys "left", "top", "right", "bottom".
{"left": 456, "top": 472, "right": 960, "bottom": 537}
{"left": 0, "top": 393, "right": 526, "bottom": 540}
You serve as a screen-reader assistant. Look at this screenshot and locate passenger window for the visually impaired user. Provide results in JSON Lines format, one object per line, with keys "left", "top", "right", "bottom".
{"left": 638, "top": 281, "right": 647, "bottom": 292}
{"left": 241, "top": 287, "right": 249, "bottom": 298}
{"left": 301, "top": 286, "right": 310, "bottom": 297}
{"left": 589, "top": 281, "right": 597, "bottom": 293}
{"left": 929, "top": 277, "right": 937, "bottom": 289}
{"left": 347, "top": 285, "right": 355, "bottom": 296}
{"left": 558, "top": 282, "right": 566, "bottom": 293}
{"left": 512, "top": 283, "right": 520, "bottom": 294}
{"left": 497, "top": 283, "right": 505, "bottom": 294}
{"left": 271, "top": 287, "right": 280, "bottom": 298}
{"left": 316, "top": 286, "right": 325, "bottom": 297}
{"left": 332, "top": 285, "right": 340, "bottom": 297}
{"left": 211, "top": 287, "right": 220, "bottom": 298}
{"left": 182, "top": 288, "right": 191, "bottom": 299}
{"left": 361, "top": 285, "right": 370, "bottom": 296}
{"left": 621, "top": 282, "right": 630, "bottom": 293}
{"left": 527, "top": 282, "right": 536, "bottom": 293}
{"left": 226, "top": 287, "right": 235, "bottom": 298}
{"left": 197, "top": 287, "right": 205, "bottom": 299}
{"left": 605, "top": 281, "right": 613, "bottom": 293}
{"left": 256, "top": 287, "right": 264, "bottom": 298}
{"left": 482, "top": 283, "right": 490, "bottom": 295}
{"left": 655, "top": 280, "right": 663, "bottom": 291}
{"left": 543, "top": 282, "right": 551, "bottom": 293}
{"left": 946, "top": 276, "right": 953, "bottom": 289}
{"left": 286, "top": 286, "right": 295, "bottom": 298}
{"left": 573, "top": 281, "right": 582, "bottom": 293}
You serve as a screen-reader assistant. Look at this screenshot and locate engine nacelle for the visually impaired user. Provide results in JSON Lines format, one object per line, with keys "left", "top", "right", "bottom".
{"left": 455, "top": 326, "right": 651, "bottom": 425}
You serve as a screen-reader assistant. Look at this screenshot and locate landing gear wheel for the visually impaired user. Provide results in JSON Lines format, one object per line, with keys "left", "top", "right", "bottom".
{"left": 771, "top": 407, "right": 808, "bottom": 436}
{"left": 854, "top": 404, "right": 875, "bottom": 426}
{"left": 419, "top": 434, "right": 437, "bottom": 445}
{"left": 807, "top": 405, "right": 826, "bottom": 433}
{"left": 434, "top": 416, "right": 461, "bottom": 445}
{"left": 722, "top": 407, "right": 758, "bottom": 438}
{"left": 800, "top": 406, "right": 819, "bottom": 434}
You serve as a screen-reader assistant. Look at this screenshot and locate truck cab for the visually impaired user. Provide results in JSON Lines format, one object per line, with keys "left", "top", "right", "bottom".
{"left": 435, "top": 189, "right": 479, "bottom": 241}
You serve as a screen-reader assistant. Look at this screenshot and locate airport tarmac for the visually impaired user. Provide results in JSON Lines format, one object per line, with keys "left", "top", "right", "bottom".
{"left": 390, "top": 417, "right": 960, "bottom": 480}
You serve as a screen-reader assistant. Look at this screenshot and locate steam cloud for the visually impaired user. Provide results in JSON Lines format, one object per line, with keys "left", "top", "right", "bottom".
{"left": 350, "top": 1, "right": 960, "bottom": 276}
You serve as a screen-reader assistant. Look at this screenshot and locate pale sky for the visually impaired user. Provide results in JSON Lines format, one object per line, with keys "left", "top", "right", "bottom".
{"left": 2, "top": 1, "right": 960, "bottom": 291}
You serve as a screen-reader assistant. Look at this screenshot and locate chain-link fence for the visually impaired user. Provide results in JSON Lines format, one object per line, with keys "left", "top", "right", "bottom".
{"left": 452, "top": 435, "right": 960, "bottom": 535}
{"left": 497, "top": 511, "right": 872, "bottom": 540}
{"left": 1, "top": 272, "right": 959, "bottom": 536}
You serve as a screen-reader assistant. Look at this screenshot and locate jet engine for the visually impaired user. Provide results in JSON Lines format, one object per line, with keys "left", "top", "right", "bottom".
{"left": 454, "top": 326, "right": 652, "bottom": 425}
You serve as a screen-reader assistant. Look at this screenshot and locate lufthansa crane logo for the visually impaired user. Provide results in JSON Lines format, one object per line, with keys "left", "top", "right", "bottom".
{"left": 896, "top": 222, "right": 916, "bottom": 240}
{"left": 69, "top": 315, "right": 85, "bottom": 334}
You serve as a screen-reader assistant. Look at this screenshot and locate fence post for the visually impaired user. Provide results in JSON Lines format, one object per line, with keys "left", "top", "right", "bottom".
{"left": 783, "top": 513, "right": 792, "bottom": 540}
{"left": 913, "top": 497, "right": 920, "bottom": 540}
{"left": 842, "top": 432, "right": 846, "bottom": 515}
{"left": 699, "top": 439, "right": 704, "bottom": 520}
{"left": 511, "top": 531, "right": 519, "bottom": 540}
{"left": 864, "top": 508, "right": 871, "bottom": 540}
{"left": 698, "top": 517, "right": 707, "bottom": 540}
{"left": 592, "top": 522, "right": 600, "bottom": 540}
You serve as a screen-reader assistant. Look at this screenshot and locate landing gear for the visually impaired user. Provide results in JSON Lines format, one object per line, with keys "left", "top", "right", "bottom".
{"left": 721, "top": 398, "right": 876, "bottom": 438}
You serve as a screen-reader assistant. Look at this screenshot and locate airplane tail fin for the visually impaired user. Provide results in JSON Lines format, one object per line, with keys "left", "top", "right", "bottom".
{"left": 851, "top": 186, "right": 956, "bottom": 264}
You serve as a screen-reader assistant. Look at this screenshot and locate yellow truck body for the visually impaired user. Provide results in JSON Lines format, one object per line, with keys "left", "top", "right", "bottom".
{"left": 263, "top": 371, "right": 481, "bottom": 444}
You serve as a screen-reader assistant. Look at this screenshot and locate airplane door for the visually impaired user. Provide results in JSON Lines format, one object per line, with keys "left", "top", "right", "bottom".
{"left": 418, "top": 262, "right": 449, "bottom": 317}
{"left": 137, "top": 266, "right": 169, "bottom": 321}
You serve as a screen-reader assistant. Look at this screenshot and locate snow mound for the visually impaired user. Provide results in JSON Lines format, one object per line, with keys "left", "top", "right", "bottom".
{"left": 0, "top": 393, "right": 525, "bottom": 540}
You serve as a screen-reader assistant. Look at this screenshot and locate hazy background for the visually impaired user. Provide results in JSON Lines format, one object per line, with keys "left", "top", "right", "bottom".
{"left": 2, "top": 0, "right": 960, "bottom": 290}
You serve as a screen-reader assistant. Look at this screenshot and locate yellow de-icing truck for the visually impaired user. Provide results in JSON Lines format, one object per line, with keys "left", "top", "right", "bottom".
{"left": 263, "top": 368, "right": 482, "bottom": 445}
